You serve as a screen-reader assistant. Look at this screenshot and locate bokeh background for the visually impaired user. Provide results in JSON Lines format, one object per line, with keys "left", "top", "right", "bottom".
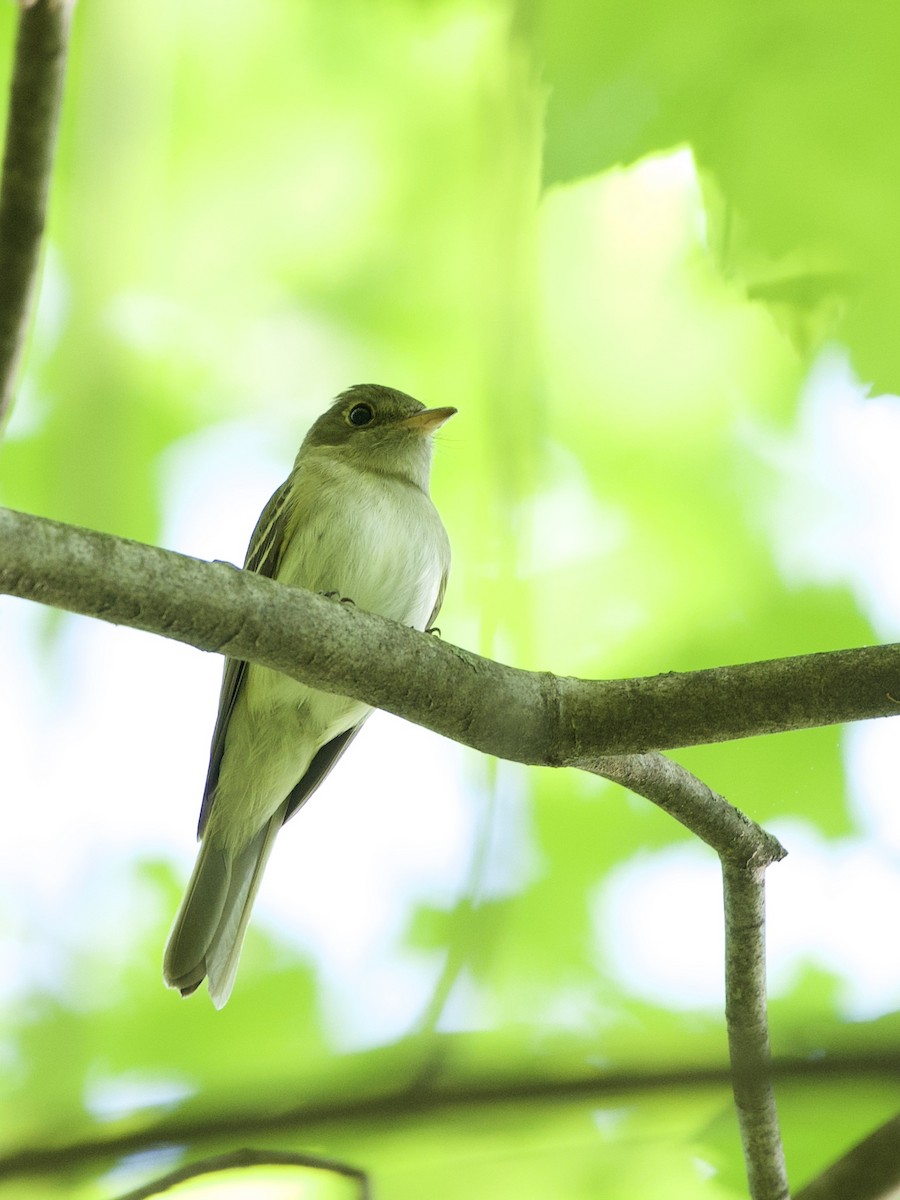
{"left": 1, "top": 0, "right": 899, "bottom": 1196}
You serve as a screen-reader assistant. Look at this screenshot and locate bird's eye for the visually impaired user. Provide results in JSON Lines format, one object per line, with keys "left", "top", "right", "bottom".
{"left": 347, "top": 403, "right": 374, "bottom": 427}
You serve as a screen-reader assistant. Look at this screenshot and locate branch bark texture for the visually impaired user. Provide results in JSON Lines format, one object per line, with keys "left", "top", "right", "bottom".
{"left": 1, "top": 506, "right": 898, "bottom": 765}
{"left": 723, "top": 863, "right": 789, "bottom": 1200}
{"left": 0, "top": 0, "right": 72, "bottom": 426}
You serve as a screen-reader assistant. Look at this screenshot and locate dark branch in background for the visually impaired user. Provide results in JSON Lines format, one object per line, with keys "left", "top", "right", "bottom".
{"left": 2, "top": 1053, "right": 898, "bottom": 1186}
{"left": 0, "top": 0, "right": 72, "bottom": 427}
{"left": 794, "top": 1112, "right": 900, "bottom": 1200}
{"left": 112, "top": 1149, "right": 370, "bottom": 1200}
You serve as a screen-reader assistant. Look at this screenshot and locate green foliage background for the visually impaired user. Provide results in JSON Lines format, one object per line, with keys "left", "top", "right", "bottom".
{"left": 0, "top": 0, "right": 898, "bottom": 1196}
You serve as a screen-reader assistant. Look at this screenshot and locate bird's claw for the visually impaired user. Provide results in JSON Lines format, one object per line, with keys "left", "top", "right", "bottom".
{"left": 320, "top": 590, "right": 356, "bottom": 607}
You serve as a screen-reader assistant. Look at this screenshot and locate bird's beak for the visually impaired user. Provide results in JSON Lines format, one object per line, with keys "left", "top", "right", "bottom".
{"left": 397, "top": 406, "right": 457, "bottom": 433}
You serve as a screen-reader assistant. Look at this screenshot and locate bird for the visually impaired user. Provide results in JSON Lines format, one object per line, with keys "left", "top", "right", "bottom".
{"left": 163, "top": 384, "right": 455, "bottom": 1007}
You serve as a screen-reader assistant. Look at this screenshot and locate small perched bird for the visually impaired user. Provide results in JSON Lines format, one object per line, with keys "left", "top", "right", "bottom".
{"left": 164, "top": 384, "right": 455, "bottom": 1007}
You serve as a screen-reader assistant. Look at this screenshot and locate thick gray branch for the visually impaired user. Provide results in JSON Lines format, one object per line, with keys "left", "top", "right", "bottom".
{"left": 1, "top": 506, "right": 898, "bottom": 765}
{"left": 0, "top": 0, "right": 72, "bottom": 426}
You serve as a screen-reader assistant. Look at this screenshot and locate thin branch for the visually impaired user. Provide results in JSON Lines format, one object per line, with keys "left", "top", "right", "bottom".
{"left": 723, "top": 862, "right": 789, "bottom": 1200}
{"left": 592, "top": 753, "right": 785, "bottom": 867}
{"left": 592, "top": 755, "right": 788, "bottom": 1193}
{"left": 794, "top": 1112, "right": 900, "bottom": 1200}
{"left": 601, "top": 740, "right": 796, "bottom": 1195}
{"left": 0, "top": 0, "right": 73, "bottom": 428}
{"left": 1, "top": 508, "right": 899, "bottom": 765}
{"left": 112, "top": 1148, "right": 370, "bottom": 1200}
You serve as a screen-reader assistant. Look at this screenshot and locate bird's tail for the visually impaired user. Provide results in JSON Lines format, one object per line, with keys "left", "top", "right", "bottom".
{"left": 163, "top": 805, "right": 285, "bottom": 1008}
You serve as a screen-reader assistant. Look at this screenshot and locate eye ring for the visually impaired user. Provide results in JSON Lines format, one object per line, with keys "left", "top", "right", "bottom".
{"left": 347, "top": 403, "right": 374, "bottom": 427}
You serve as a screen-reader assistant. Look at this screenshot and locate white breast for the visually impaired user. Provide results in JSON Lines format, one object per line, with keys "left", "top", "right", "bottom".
{"left": 279, "top": 456, "right": 450, "bottom": 631}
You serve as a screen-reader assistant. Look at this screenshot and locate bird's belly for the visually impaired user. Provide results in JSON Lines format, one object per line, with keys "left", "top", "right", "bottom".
{"left": 281, "top": 479, "right": 446, "bottom": 630}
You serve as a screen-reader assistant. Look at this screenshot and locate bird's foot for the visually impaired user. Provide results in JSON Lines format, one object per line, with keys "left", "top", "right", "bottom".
{"left": 320, "top": 590, "right": 356, "bottom": 607}
{"left": 425, "top": 625, "right": 442, "bottom": 637}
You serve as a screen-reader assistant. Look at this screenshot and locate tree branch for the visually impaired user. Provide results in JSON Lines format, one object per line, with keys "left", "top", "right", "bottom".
{"left": 592, "top": 756, "right": 788, "bottom": 1194}
{"left": 1, "top": 506, "right": 898, "bottom": 762}
{"left": 592, "top": 753, "right": 785, "bottom": 866}
{"left": 0, "top": 0, "right": 73, "bottom": 427}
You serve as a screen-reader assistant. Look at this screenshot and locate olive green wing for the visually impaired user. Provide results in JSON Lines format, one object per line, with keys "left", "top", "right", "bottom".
{"left": 282, "top": 721, "right": 367, "bottom": 822}
{"left": 197, "top": 477, "right": 295, "bottom": 837}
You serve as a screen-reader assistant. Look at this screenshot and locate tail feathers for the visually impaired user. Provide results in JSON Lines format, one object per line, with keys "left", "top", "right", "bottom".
{"left": 163, "top": 806, "right": 285, "bottom": 1008}
{"left": 205, "top": 812, "right": 283, "bottom": 1007}
{"left": 163, "top": 838, "right": 231, "bottom": 996}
